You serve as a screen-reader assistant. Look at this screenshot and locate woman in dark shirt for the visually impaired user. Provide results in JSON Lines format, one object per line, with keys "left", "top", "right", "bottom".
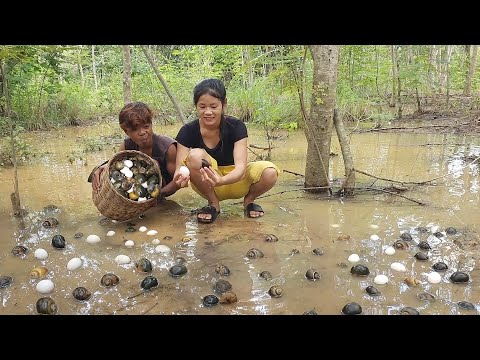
{"left": 174, "top": 78, "right": 279, "bottom": 223}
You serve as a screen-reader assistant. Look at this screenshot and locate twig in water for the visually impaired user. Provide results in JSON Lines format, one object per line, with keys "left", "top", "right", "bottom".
{"left": 142, "top": 302, "right": 159, "bottom": 315}
{"left": 359, "top": 187, "right": 426, "bottom": 205}
{"left": 283, "top": 169, "right": 305, "bottom": 177}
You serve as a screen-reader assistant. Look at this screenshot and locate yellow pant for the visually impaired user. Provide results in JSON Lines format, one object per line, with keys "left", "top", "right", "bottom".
{"left": 185, "top": 155, "right": 280, "bottom": 201}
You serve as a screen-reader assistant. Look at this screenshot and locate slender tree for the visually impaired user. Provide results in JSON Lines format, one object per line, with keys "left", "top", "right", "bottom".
{"left": 122, "top": 45, "right": 132, "bottom": 104}
{"left": 464, "top": 45, "right": 478, "bottom": 96}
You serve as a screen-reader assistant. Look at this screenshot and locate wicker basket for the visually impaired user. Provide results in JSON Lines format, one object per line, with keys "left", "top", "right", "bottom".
{"left": 92, "top": 150, "right": 162, "bottom": 222}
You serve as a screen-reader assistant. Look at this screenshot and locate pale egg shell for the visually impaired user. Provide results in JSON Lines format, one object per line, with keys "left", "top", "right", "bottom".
{"left": 390, "top": 262, "right": 406, "bottom": 272}
{"left": 139, "top": 226, "right": 147, "bottom": 232}
{"left": 34, "top": 248, "right": 48, "bottom": 260}
{"left": 374, "top": 274, "right": 389, "bottom": 285}
{"left": 115, "top": 255, "right": 131, "bottom": 265}
{"left": 155, "top": 245, "right": 171, "bottom": 254}
{"left": 67, "top": 257, "right": 83, "bottom": 270}
{"left": 120, "top": 166, "right": 129, "bottom": 174}
{"left": 151, "top": 239, "right": 161, "bottom": 245}
{"left": 106, "top": 231, "right": 115, "bottom": 237}
{"left": 36, "top": 279, "right": 54, "bottom": 294}
{"left": 138, "top": 197, "right": 147, "bottom": 202}
{"left": 123, "top": 159, "right": 133, "bottom": 168}
{"left": 141, "top": 181, "right": 148, "bottom": 188}
{"left": 124, "top": 240, "right": 135, "bottom": 248}
{"left": 430, "top": 225, "right": 440, "bottom": 233}
{"left": 427, "top": 272, "right": 442, "bottom": 284}
{"left": 370, "top": 235, "right": 380, "bottom": 241}
{"left": 369, "top": 224, "right": 379, "bottom": 229}
{"left": 384, "top": 246, "right": 396, "bottom": 255}
{"left": 147, "top": 230, "right": 158, "bottom": 236}
{"left": 124, "top": 169, "right": 133, "bottom": 178}
{"left": 179, "top": 165, "right": 190, "bottom": 177}
{"left": 86, "top": 234, "right": 101, "bottom": 244}
{"left": 348, "top": 254, "right": 360, "bottom": 263}
{"left": 330, "top": 224, "right": 340, "bottom": 228}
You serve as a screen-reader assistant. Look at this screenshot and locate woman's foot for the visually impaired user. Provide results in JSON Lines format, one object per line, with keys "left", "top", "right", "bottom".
{"left": 244, "top": 203, "right": 264, "bottom": 218}
{"left": 197, "top": 205, "right": 220, "bottom": 223}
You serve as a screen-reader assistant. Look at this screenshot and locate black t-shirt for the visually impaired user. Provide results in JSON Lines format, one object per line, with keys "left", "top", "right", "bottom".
{"left": 175, "top": 116, "right": 247, "bottom": 166}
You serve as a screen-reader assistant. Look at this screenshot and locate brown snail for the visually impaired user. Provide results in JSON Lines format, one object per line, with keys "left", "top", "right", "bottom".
{"left": 259, "top": 271, "right": 272, "bottom": 281}
{"left": 268, "top": 285, "right": 283, "bottom": 298}
{"left": 36, "top": 297, "right": 58, "bottom": 315}
{"left": 219, "top": 291, "right": 238, "bottom": 304}
{"left": 215, "top": 265, "right": 230, "bottom": 276}
{"left": 305, "top": 268, "right": 321, "bottom": 281}
{"left": 72, "top": 287, "right": 92, "bottom": 301}
{"left": 42, "top": 218, "right": 59, "bottom": 228}
{"left": 213, "top": 279, "right": 232, "bottom": 293}
{"left": 135, "top": 258, "right": 153, "bottom": 273}
{"left": 30, "top": 266, "right": 48, "bottom": 279}
{"left": 11, "top": 245, "right": 27, "bottom": 256}
{"left": 246, "top": 248, "right": 264, "bottom": 259}
{"left": 100, "top": 273, "right": 120, "bottom": 287}
{"left": 264, "top": 234, "right": 278, "bottom": 242}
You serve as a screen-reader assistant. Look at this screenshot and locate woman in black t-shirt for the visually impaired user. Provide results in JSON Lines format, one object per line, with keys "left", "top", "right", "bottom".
{"left": 174, "top": 78, "right": 279, "bottom": 223}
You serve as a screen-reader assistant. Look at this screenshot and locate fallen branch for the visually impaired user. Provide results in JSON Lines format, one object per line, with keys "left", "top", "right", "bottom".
{"left": 283, "top": 169, "right": 305, "bottom": 177}
{"left": 358, "top": 187, "right": 427, "bottom": 205}
{"left": 356, "top": 123, "right": 470, "bottom": 133}
{"left": 142, "top": 301, "right": 159, "bottom": 315}
{"left": 353, "top": 168, "right": 427, "bottom": 185}
{"left": 250, "top": 144, "right": 273, "bottom": 150}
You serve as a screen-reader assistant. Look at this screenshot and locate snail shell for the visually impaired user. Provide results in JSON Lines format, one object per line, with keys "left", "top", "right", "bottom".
{"left": 11, "top": 245, "right": 27, "bottom": 256}
{"left": 432, "top": 262, "right": 448, "bottom": 271}
{"left": 100, "top": 273, "right": 120, "bottom": 287}
{"left": 312, "top": 248, "right": 324, "bottom": 256}
{"left": 175, "top": 256, "right": 187, "bottom": 265}
{"left": 268, "top": 285, "right": 283, "bottom": 298}
{"left": 303, "top": 309, "right": 317, "bottom": 315}
{"left": 0, "top": 276, "right": 13, "bottom": 288}
{"left": 418, "top": 241, "right": 431, "bottom": 250}
{"left": 365, "top": 286, "right": 381, "bottom": 296}
{"left": 416, "top": 226, "right": 429, "bottom": 233}
{"left": 342, "top": 302, "right": 362, "bottom": 315}
{"left": 457, "top": 301, "right": 476, "bottom": 311}
{"left": 259, "top": 271, "right": 272, "bottom": 281}
{"left": 169, "top": 264, "right": 188, "bottom": 277}
{"left": 350, "top": 264, "right": 370, "bottom": 276}
{"left": 36, "top": 297, "right": 58, "bottom": 315}
{"left": 290, "top": 249, "right": 300, "bottom": 255}
{"left": 445, "top": 227, "right": 457, "bottom": 235}
{"left": 246, "top": 248, "right": 264, "bottom": 259}
{"left": 213, "top": 279, "right": 232, "bottom": 293}
{"left": 414, "top": 252, "right": 429, "bottom": 261}
{"left": 305, "top": 268, "right": 321, "bottom": 281}
{"left": 201, "top": 158, "right": 210, "bottom": 168}
{"left": 399, "top": 307, "right": 419, "bottom": 315}
{"left": 337, "top": 234, "right": 351, "bottom": 241}
{"left": 141, "top": 275, "right": 158, "bottom": 290}
{"left": 433, "top": 231, "right": 444, "bottom": 238}
{"left": 135, "top": 258, "right": 153, "bottom": 273}
{"left": 399, "top": 232, "right": 413, "bottom": 241}
{"left": 51, "top": 235, "right": 66, "bottom": 249}
{"left": 417, "top": 292, "right": 435, "bottom": 302}
{"left": 72, "top": 287, "right": 92, "bottom": 301}
{"left": 450, "top": 271, "right": 469, "bottom": 283}
{"left": 215, "top": 265, "right": 230, "bottom": 276}
{"left": 42, "top": 217, "right": 59, "bottom": 228}
{"left": 74, "top": 232, "right": 83, "bottom": 239}
{"left": 219, "top": 291, "right": 238, "bottom": 304}
{"left": 264, "top": 234, "right": 278, "bottom": 242}
{"left": 202, "top": 294, "right": 219, "bottom": 306}
{"left": 30, "top": 266, "right": 48, "bottom": 279}
{"left": 404, "top": 277, "right": 421, "bottom": 286}
{"left": 393, "top": 240, "right": 409, "bottom": 250}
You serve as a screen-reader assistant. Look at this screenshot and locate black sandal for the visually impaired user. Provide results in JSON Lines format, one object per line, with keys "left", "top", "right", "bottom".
{"left": 197, "top": 205, "right": 220, "bottom": 224}
{"left": 244, "top": 203, "right": 264, "bottom": 218}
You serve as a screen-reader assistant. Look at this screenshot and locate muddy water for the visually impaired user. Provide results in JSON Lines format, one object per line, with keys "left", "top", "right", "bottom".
{"left": 0, "top": 123, "right": 479, "bottom": 315}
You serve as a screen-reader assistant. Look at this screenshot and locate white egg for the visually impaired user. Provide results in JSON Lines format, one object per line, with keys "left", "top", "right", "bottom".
{"left": 427, "top": 272, "right": 442, "bottom": 284}
{"left": 374, "top": 274, "right": 389, "bottom": 285}
{"left": 147, "top": 230, "right": 158, "bottom": 236}
{"left": 36, "top": 279, "right": 54, "bottom": 294}
{"left": 141, "top": 181, "right": 148, "bottom": 188}
{"left": 179, "top": 165, "right": 190, "bottom": 177}
{"left": 155, "top": 245, "right": 171, "bottom": 254}
{"left": 106, "top": 231, "right": 115, "bottom": 237}
{"left": 115, "top": 255, "right": 131, "bottom": 265}
{"left": 124, "top": 169, "right": 133, "bottom": 178}
{"left": 369, "top": 224, "right": 379, "bottom": 229}
{"left": 330, "top": 224, "right": 340, "bottom": 228}
{"left": 86, "top": 234, "right": 101, "bottom": 244}
{"left": 139, "top": 226, "right": 148, "bottom": 232}
{"left": 138, "top": 197, "right": 147, "bottom": 202}
{"left": 120, "top": 166, "right": 129, "bottom": 174}
{"left": 34, "top": 248, "right": 48, "bottom": 260}
{"left": 348, "top": 254, "right": 360, "bottom": 263}
{"left": 370, "top": 235, "right": 380, "bottom": 241}
{"left": 124, "top": 240, "right": 135, "bottom": 248}
{"left": 384, "top": 246, "right": 396, "bottom": 255}
{"left": 67, "top": 257, "right": 83, "bottom": 270}
{"left": 431, "top": 225, "right": 440, "bottom": 233}
{"left": 151, "top": 238, "right": 161, "bottom": 245}
{"left": 123, "top": 159, "right": 133, "bottom": 168}
{"left": 390, "top": 262, "right": 406, "bottom": 272}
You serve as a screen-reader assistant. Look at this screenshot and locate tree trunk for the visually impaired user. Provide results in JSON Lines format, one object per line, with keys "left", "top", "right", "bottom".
{"left": 304, "top": 45, "right": 339, "bottom": 193}
{"left": 395, "top": 46, "right": 402, "bottom": 118}
{"left": 140, "top": 45, "right": 187, "bottom": 125}
{"left": 464, "top": 45, "right": 478, "bottom": 96}
{"left": 122, "top": 45, "right": 132, "bottom": 104}
{"left": 78, "top": 45, "right": 84, "bottom": 87}
{"left": 445, "top": 45, "right": 452, "bottom": 109}
{"left": 333, "top": 109, "right": 355, "bottom": 196}
{"left": 91, "top": 45, "right": 98, "bottom": 90}
{"left": 390, "top": 45, "right": 397, "bottom": 107}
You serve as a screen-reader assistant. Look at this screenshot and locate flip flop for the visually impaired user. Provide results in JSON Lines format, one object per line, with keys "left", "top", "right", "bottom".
{"left": 244, "top": 203, "right": 264, "bottom": 218}
{"left": 197, "top": 205, "right": 220, "bottom": 224}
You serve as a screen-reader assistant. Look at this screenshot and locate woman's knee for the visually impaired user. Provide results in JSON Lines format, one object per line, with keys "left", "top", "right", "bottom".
{"left": 186, "top": 148, "right": 208, "bottom": 168}
{"left": 261, "top": 167, "right": 278, "bottom": 185}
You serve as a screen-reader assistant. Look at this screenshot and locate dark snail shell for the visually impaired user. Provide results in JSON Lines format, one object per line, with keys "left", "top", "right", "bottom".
{"left": 268, "top": 285, "right": 283, "bottom": 298}
{"left": 213, "top": 279, "right": 232, "bottom": 294}
{"left": 163, "top": 235, "right": 173, "bottom": 240}
{"left": 342, "top": 302, "right": 362, "bottom": 315}
{"left": 51, "top": 235, "right": 66, "bottom": 249}
{"left": 42, "top": 218, "right": 59, "bottom": 228}
{"left": 36, "top": 297, "right": 58, "bottom": 315}
{"left": 350, "top": 264, "right": 370, "bottom": 276}
{"left": 414, "top": 252, "right": 429, "bottom": 261}
{"left": 219, "top": 291, "right": 238, "bottom": 304}
{"left": 72, "top": 287, "right": 92, "bottom": 301}
{"left": 417, "top": 292, "right": 435, "bottom": 302}
{"left": 418, "top": 241, "right": 431, "bottom": 250}
{"left": 290, "top": 249, "right": 300, "bottom": 255}
{"left": 101, "top": 273, "right": 120, "bottom": 287}
{"left": 169, "top": 264, "right": 188, "bottom": 278}
{"left": 416, "top": 226, "right": 429, "bottom": 233}
{"left": 457, "top": 301, "right": 476, "bottom": 311}
{"left": 259, "top": 271, "right": 272, "bottom": 281}
{"left": 215, "top": 265, "right": 230, "bottom": 276}
{"left": 11, "top": 245, "right": 27, "bottom": 256}
{"left": 135, "top": 258, "right": 153, "bottom": 273}
{"left": 365, "top": 285, "right": 381, "bottom": 296}
{"left": 445, "top": 227, "right": 457, "bottom": 235}
{"left": 201, "top": 158, "right": 210, "bottom": 168}
{"left": 305, "top": 268, "right": 321, "bottom": 281}
{"left": 312, "top": 248, "right": 324, "bottom": 256}
{"left": 450, "top": 271, "right": 469, "bottom": 283}
{"left": 0, "top": 276, "right": 13, "bottom": 288}
{"left": 175, "top": 256, "right": 187, "bottom": 265}
{"left": 141, "top": 275, "right": 159, "bottom": 291}
{"left": 264, "top": 234, "right": 278, "bottom": 242}
{"left": 433, "top": 232, "right": 444, "bottom": 238}
{"left": 202, "top": 294, "right": 219, "bottom": 307}
{"left": 399, "top": 307, "right": 420, "bottom": 315}
{"left": 246, "top": 248, "right": 264, "bottom": 259}
{"left": 303, "top": 309, "right": 317, "bottom": 315}
{"left": 74, "top": 232, "right": 83, "bottom": 239}
{"left": 125, "top": 226, "right": 136, "bottom": 233}
{"left": 432, "top": 262, "right": 448, "bottom": 271}
{"left": 400, "top": 232, "right": 413, "bottom": 241}
{"left": 393, "top": 240, "right": 409, "bottom": 250}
